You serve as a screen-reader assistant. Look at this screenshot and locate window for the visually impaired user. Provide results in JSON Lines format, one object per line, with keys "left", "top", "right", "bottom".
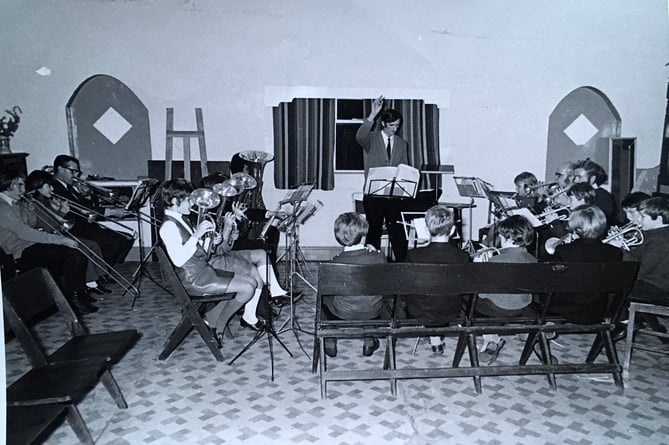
{"left": 335, "top": 99, "right": 368, "bottom": 172}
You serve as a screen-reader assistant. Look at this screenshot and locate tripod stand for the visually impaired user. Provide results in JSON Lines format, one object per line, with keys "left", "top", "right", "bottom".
{"left": 276, "top": 201, "right": 316, "bottom": 358}
{"left": 122, "top": 179, "right": 162, "bottom": 307}
{"left": 228, "top": 244, "right": 293, "bottom": 381}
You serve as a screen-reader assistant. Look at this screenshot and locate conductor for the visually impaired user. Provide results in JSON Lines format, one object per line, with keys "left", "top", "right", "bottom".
{"left": 356, "top": 96, "right": 410, "bottom": 261}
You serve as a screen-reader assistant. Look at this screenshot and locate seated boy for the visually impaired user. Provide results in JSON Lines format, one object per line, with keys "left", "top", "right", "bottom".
{"left": 549, "top": 206, "right": 623, "bottom": 324}
{"left": 475, "top": 215, "right": 537, "bottom": 364}
{"left": 322, "top": 212, "right": 387, "bottom": 358}
{"left": 624, "top": 197, "right": 669, "bottom": 305}
{"left": 405, "top": 204, "right": 470, "bottom": 353}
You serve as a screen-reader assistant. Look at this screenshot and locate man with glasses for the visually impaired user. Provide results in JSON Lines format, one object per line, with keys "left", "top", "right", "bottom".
{"left": 52, "top": 154, "right": 134, "bottom": 268}
{"left": 0, "top": 169, "right": 96, "bottom": 313}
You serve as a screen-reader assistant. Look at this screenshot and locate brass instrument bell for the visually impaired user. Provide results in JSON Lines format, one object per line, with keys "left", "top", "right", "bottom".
{"left": 238, "top": 150, "right": 274, "bottom": 164}
{"left": 212, "top": 180, "right": 243, "bottom": 198}
{"left": 190, "top": 188, "right": 221, "bottom": 226}
{"left": 229, "top": 172, "right": 258, "bottom": 190}
{"left": 190, "top": 188, "right": 221, "bottom": 209}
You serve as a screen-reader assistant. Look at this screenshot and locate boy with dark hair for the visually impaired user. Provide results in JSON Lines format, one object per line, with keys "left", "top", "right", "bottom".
{"left": 476, "top": 215, "right": 537, "bottom": 363}
{"left": 573, "top": 159, "right": 618, "bottom": 226}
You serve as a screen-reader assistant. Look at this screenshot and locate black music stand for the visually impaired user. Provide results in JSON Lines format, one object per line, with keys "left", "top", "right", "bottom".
{"left": 275, "top": 184, "right": 318, "bottom": 357}
{"left": 453, "top": 176, "right": 490, "bottom": 252}
{"left": 124, "top": 178, "right": 162, "bottom": 306}
{"left": 228, "top": 284, "right": 293, "bottom": 381}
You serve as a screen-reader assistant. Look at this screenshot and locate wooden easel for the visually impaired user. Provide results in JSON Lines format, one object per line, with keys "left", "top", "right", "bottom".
{"left": 165, "top": 108, "right": 209, "bottom": 181}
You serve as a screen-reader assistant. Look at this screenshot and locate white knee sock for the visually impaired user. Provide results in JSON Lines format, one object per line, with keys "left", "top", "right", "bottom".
{"left": 242, "top": 288, "right": 262, "bottom": 324}
{"left": 258, "top": 265, "right": 286, "bottom": 296}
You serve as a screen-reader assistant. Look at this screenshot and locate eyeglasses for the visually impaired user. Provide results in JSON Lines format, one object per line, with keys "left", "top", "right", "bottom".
{"left": 61, "top": 166, "right": 81, "bottom": 175}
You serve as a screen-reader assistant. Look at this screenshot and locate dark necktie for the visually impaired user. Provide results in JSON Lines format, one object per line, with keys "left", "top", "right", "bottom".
{"left": 386, "top": 136, "right": 392, "bottom": 159}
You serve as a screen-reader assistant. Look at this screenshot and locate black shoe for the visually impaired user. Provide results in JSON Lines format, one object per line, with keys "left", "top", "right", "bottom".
{"left": 431, "top": 344, "right": 445, "bottom": 354}
{"left": 240, "top": 318, "right": 266, "bottom": 331}
{"left": 483, "top": 339, "right": 505, "bottom": 365}
{"left": 204, "top": 322, "right": 222, "bottom": 349}
{"left": 71, "top": 292, "right": 98, "bottom": 314}
{"left": 324, "top": 340, "right": 337, "bottom": 358}
{"left": 271, "top": 295, "right": 291, "bottom": 307}
{"left": 79, "top": 288, "right": 100, "bottom": 304}
{"left": 88, "top": 287, "right": 105, "bottom": 296}
{"left": 362, "top": 338, "right": 380, "bottom": 357}
{"left": 95, "top": 283, "right": 113, "bottom": 294}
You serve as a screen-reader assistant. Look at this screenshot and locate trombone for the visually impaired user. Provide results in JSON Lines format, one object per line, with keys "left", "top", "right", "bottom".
{"left": 22, "top": 193, "right": 140, "bottom": 298}
{"left": 51, "top": 192, "right": 137, "bottom": 242}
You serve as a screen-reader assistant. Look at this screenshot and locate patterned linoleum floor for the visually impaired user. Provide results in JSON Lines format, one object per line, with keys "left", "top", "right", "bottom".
{"left": 5, "top": 261, "right": 669, "bottom": 445}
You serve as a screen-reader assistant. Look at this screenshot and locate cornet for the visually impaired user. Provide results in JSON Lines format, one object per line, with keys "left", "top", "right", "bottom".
{"left": 536, "top": 206, "right": 570, "bottom": 225}
{"left": 603, "top": 222, "right": 644, "bottom": 251}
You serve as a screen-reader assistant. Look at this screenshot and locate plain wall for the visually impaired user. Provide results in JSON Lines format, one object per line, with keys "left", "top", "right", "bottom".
{"left": 2, "top": 0, "right": 667, "bottom": 247}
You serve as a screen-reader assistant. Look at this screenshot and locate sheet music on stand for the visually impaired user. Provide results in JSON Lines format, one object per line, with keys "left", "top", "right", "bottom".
{"left": 364, "top": 164, "right": 419, "bottom": 199}
{"left": 452, "top": 176, "right": 490, "bottom": 199}
{"left": 280, "top": 184, "right": 314, "bottom": 205}
{"left": 124, "top": 178, "right": 161, "bottom": 212}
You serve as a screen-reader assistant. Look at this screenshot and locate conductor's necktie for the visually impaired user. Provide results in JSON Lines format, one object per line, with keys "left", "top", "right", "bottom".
{"left": 386, "top": 137, "right": 392, "bottom": 159}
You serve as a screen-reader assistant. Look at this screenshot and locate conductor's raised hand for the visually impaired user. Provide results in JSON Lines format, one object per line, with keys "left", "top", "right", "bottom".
{"left": 368, "top": 95, "right": 384, "bottom": 121}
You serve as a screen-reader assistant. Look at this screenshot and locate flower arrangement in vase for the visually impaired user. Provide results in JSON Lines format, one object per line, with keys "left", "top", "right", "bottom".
{"left": 0, "top": 106, "right": 23, "bottom": 153}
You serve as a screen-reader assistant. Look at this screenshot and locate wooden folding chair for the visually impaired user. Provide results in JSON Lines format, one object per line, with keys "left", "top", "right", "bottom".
{"left": 156, "top": 246, "right": 236, "bottom": 362}
{"left": 3, "top": 267, "right": 140, "bottom": 444}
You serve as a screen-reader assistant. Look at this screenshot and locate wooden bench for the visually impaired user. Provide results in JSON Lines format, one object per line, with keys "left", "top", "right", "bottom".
{"left": 3, "top": 268, "right": 139, "bottom": 444}
{"left": 313, "top": 261, "right": 639, "bottom": 399}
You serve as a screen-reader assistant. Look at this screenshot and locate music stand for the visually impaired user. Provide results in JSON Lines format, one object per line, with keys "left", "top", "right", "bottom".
{"left": 228, "top": 283, "right": 294, "bottom": 381}
{"left": 124, "top": 178, "right": 162, "bottom": 306}
{"left": 452, "top": 176, "right": 490, "bottom": 252}
{"left": 275, "top": 184, "right": 318, "bottom": 357}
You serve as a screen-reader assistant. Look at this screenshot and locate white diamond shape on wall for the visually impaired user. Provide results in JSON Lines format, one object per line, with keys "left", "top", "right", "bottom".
{"left": 93, "top": 107, "right": 132, "bottom": 144}
{"left": 563, "top": 114, "right": 599, "bottom": 146}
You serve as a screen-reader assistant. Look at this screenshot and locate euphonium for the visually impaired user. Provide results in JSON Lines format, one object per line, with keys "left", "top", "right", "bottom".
{"left": 205, "top": 180, "right": 243, "bottom": 259}
{"left": 603, "top": 222, "right": 644, "bottom": 251}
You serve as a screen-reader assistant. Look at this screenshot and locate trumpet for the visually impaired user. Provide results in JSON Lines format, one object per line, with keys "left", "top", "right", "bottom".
{"left": 51, "top": 192, "right": 137, "bottom": 242}
{"left": 536, "top": 206, "right": 570, "bottom": 224}
{"left": 603, "top": 222, "right": 644, "bottom": 251}
{"left": 21, "top": 193, "right": 139, "bottom": 298}
{"left": 470, "top": 246, "right": 501, "bottom": 262}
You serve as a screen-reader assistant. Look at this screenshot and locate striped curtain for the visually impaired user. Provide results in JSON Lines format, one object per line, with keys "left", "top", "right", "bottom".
{"left": 273, "top": 98, "right": 335, "bottom": 190}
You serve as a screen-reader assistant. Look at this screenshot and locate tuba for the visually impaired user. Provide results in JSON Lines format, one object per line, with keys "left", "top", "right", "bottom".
{"left": 234, "top": 150, "right": 273, "bottom": 210}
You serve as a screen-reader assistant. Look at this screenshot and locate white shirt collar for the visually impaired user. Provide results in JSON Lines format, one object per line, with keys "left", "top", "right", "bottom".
{"left": 0, "top": 192, "right": 16, "bottom": 206}
{"left": 344, "top": 244, "right": 366, "bottom": 252}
